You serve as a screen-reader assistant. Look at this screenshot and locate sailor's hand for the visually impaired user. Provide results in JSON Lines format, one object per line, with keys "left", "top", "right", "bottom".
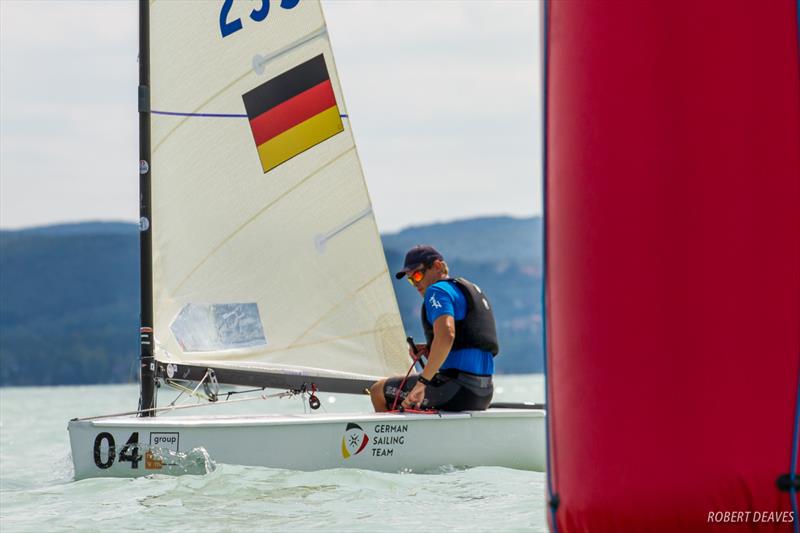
{"left": 408, "top": 343, "right": 429, "bottom": 361}
{"left": 402, "top": 382, "right": 426, "bottom": 409}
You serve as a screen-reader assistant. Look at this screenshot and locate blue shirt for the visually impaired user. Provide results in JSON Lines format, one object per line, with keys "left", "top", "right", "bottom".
{"left": 424, "top": 280, "right": 494, "bottom": 376}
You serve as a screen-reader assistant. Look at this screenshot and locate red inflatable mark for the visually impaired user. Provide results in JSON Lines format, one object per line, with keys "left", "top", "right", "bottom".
{"left": 544, "top": 1, "right": 800, "bottom": 531}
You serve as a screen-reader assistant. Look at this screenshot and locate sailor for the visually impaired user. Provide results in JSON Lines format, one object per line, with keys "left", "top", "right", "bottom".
{"left": 370, "top": 245, "right": 498, "bottom": 412}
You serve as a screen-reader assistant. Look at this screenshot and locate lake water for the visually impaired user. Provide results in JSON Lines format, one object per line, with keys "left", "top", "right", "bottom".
{"left": 1, "top": 375, "right": 547, "bottom": 532}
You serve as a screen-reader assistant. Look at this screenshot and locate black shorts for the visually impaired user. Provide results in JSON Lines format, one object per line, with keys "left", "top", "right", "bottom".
{"left": 383, "top": 369, "right": 493, "bottom": 412}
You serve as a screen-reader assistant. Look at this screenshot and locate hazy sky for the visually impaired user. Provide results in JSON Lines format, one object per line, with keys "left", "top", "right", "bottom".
{"left": 0, "top": 0, "right": 542, "bottom": 232}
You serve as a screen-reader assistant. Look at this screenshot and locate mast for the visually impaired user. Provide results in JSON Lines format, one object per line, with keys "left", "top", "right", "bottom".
{"left": 137, "top": 0, "right": 156, "bottom": 416}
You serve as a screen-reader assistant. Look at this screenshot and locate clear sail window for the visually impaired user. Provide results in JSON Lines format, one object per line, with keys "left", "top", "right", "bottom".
{"left": 170, "top": 303, "right": 267, "bottom": 352}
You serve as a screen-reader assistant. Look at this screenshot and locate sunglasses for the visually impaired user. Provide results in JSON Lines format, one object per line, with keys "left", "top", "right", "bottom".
{"left": 406, "top": 266, "right": 428, "bottom": 285}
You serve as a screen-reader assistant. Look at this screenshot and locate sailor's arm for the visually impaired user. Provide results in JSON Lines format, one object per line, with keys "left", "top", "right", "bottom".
{"left": 421, "top": 315, "right": 455, "bottom": 379}
{"left": 403, "top": 315, "right": 454, "bottom": 408}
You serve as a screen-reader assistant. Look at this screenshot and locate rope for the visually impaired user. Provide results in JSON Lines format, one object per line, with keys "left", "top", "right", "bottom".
{"left": 390, "top": 352, "right": 423, "bottom": 411}
{"left": 72, "top": 389, "right": 298, "bottom": 421}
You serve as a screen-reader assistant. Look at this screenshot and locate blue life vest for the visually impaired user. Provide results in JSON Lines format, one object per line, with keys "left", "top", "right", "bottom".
{"left": 421, "top": 278, "right": 498, "bottom": 375}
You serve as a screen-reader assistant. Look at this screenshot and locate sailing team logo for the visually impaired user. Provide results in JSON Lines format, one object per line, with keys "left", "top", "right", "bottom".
{"left": 341, "top": 423, "right": 369, "bottom": 459}
{"left": 242, "top": 54, "right": 344, "bottom": 173}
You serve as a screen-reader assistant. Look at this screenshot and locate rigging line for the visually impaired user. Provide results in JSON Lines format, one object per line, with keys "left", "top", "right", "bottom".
{"left": 153, "top": 110, "right": 246, "bottom": 118}
{"left": 189, "top": 369, "right": 211, "bottom": 397}
{"left": 165, "top": 380, "right": 208, "bottom": 405}
{"left": 171, "top": 146, "right": 355, "bottom": 296}
{"left": 151, "top": 110, "right": 349, "bottom": 119}
{"left": 152, "top": 25, "right": 328, "bottom": 154}
{"left": 72, "top": 389, "right": 297, "bottom": 421}
{"left": 165, "top": 382, "right": 189, "bottom": 405}
{"left": 222, "top": 386, "right": 269, "bottom": 400}
{"left": 288, "top": 269, "right": 388, "bottom": 346}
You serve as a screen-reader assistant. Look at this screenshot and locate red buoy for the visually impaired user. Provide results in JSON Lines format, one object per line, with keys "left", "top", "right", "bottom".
{"left": 544, "top": 1, "right": 800, "bottom": 531}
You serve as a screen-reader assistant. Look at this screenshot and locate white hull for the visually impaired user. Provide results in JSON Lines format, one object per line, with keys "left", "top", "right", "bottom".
{"left": 68, "top": 409, "right": 545, "bottom": 479}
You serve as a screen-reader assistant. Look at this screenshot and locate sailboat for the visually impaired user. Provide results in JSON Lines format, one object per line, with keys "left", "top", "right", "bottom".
{"left": 67, "top": 0, "right": 545, "bottom": 479}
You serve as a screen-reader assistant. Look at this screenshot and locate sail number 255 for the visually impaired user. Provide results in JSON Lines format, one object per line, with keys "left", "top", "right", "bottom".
{"left": 219, "top": 0, "right": 300, "bottom": 38}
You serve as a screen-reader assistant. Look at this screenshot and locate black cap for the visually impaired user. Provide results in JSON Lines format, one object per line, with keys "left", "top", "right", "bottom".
{"left": 394, "top": 245, "right": 444, "bottom": 279}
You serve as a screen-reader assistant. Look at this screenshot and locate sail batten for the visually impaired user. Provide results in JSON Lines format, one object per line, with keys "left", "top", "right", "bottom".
{"left": 149, "top": 1, "right": 408, "bottom": 386}
{"left": 252, "top": 26, "right": 329, "bottom": 76}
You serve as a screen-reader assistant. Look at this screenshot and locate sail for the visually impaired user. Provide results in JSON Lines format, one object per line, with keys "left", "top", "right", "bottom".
{"left": 148, "top": 0, "right": 408, "bottom": 386}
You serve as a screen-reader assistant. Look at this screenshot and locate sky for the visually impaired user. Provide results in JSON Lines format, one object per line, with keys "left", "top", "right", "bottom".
{"left": 0, "top": 0, "right": 542, "bottom": 233}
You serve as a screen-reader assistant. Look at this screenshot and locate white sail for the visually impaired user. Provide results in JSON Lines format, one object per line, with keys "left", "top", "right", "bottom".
{"left": 148, "top": 0, "right": 407, "bottom": 382}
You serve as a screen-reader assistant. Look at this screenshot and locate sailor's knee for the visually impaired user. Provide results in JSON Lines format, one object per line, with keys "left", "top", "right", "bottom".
{"left": 370, "top": 380, "right": 387, "bottom": 411}
{"left": 369, "top": 380, "right": 385, "bottom": 397}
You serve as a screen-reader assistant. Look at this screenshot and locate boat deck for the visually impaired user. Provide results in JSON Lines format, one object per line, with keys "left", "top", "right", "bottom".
{"left": 76, "top": 408, "right": 544, "bottom": 427}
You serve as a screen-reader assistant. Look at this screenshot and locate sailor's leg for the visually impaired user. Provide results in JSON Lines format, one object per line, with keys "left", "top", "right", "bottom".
{"left": 370, "top": 379, "right": 388, "bottom": 412}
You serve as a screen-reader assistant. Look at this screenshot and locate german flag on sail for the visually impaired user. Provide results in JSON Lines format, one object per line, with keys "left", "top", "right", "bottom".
{"left": 242, "top": 54, "right": 344, "bottom": 173}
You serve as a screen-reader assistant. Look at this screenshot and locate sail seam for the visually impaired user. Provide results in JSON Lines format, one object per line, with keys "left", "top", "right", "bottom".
{"left": 289, "top": 269, "right": 388, "bottom": 346}
{"left": 171, "top": 146, "right": 356, "bottom": 296}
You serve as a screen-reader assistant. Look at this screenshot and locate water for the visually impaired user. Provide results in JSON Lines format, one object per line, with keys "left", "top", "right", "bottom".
{"left": 1, "top": 375, "right": 547, "bottom": 532}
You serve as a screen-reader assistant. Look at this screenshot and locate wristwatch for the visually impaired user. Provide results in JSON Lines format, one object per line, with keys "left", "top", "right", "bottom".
{"left": 418, "top": 375, "right": 432, "bottom": 386}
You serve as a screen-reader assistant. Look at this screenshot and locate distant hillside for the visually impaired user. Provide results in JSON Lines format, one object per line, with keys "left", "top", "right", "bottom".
{"left": 383, "top": 216, "right": 542, "bottom": 265}
{"left": 0, "top": 217, "right": 542, "bottom": 386}
{"left": 1, "top": 221, "right": 135, "bottom": 237}
{"left": 0, "top": 226, "right": 140, "bottom": 385}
